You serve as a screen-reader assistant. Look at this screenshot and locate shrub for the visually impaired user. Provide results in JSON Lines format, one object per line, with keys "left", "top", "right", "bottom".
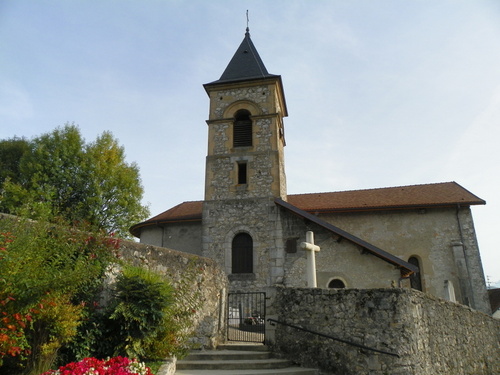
{"left": 0, "top": 215, "right": 119, "bottom": 374}
{"left": 61, "top": 263, "right": 203, "bottom": 363}
{"left": 105, "top": 265, "right": 174, "bottom": 359}
{"left": 0, "top": 295, "right": 31, "bottom": 365}
{"left": 0, "top": 214, "right": 206, "bottom": 372}
{"left": 145, "top": 261, "right": 204, "bottom": 359}
{"left": 24, "top": 294, "right": 83, "bottom": 375}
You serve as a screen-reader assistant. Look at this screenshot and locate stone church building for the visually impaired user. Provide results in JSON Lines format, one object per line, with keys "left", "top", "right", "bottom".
{"left": 130, "top": 29, "right": 491, "bottom": 315}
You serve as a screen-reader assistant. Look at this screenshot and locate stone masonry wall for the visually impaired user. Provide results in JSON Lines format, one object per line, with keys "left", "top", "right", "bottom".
{"left": 202, "top": 198, "right": 285, "bottom": 290}
{"left": 292, "top": 206, "right": 490, "bottom": 314}
{"left": 203, "top": 78, "right": 287, "bottom": 292}
{"left": 271, "top": 287, "right": 500, "bottom": 375}
{"left": 119, "top": 241, "right": 228, "bottom": 349}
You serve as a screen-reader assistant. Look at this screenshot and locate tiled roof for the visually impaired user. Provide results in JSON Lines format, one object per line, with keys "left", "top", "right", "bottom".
{"left": 287, "top": 182, "right": 485, "bottom": 213}
{"left": 130, "top": 201, "right": 203, "bottom": 237}
{"left": 129, "top": 182, "right": 485, "bottom": 237}
{"left": 146, "top": 201, "right": 202, "bottom": 222}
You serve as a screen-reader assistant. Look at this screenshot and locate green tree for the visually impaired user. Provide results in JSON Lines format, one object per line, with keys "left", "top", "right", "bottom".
{"left": 83, "top": 131, "right": 149, "bottom": 235}
{"left": 0, "top": 137, "right": 30, "bottom": 186}
{"left": 0, "top": 124, "right": 149, "bottom": 237}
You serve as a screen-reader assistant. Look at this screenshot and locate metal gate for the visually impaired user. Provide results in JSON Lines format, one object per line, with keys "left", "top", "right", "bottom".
{"left": 227, "top": 292, "right": 266, "bottom": 343}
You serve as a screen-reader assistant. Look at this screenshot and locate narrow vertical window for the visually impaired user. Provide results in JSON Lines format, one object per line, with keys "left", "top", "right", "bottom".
{"left": 285, "top": 238, "right": 297, "bottom": 253}
{"left": 237, "top": 162, "right": 247, "bottom": 184}
{"left": 409, "top": 256, "right": 423, "bottom": 291}
{"left": 232, "top": 233, "right": 253, "bottom": 273}
{"left": 233, "top": 109, "right": 252, "bottom": 147}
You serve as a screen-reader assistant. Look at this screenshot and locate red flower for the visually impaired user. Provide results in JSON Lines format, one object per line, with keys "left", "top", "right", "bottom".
{"left": 40, "top": 356, "right": 153, "bottom": 375}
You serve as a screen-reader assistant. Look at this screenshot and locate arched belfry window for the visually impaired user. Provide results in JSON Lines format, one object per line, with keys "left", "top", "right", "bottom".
{"left": 233, "top": 109, "right": 252, "bottom": 147}
{"left": 408, "top": 256, "right": 423, "bottom": 291}
{"left": 232, "top": 232, "right": 253, "bottom": 273}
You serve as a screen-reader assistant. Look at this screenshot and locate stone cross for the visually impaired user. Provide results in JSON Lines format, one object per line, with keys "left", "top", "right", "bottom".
{"left": 300, "top": 231, "right": 320, "bottom": 288}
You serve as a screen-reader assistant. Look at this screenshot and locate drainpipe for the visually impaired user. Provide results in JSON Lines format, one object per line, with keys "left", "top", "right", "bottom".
{"left": 455, "top": 204, "right": 476, "bottom": 308}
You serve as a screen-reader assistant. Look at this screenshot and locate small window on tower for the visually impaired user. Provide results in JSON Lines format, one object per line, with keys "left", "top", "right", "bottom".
{"left": 237, "top": 162, "right": 247, "bottom": 184}
{"left": 233, "top": 109, "right": 252, "bottom": 147}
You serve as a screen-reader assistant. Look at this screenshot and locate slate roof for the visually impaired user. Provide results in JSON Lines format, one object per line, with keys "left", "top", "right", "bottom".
{"left": 274, "top": 197, "right": 418, "bottom": 277}
{"left": 206, "top": 28, "right": 279, "bottom": 85}
{"left": 129, "top": 182, "right": 485, "bottom": 237}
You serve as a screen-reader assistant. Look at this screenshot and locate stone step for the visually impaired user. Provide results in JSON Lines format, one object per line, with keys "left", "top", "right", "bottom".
{"left": 174, "top": 345, "right": 318, "bottom": 375}
{"left": 175, "top": 368, "right": 318, "bottom": 375}
{"left": 176, "top": 356, "right": 292, "bottom": 370}
{"left": 183, "top": 349, "right": 272, "bottom": 361}
{"left": 217, "top": 344, "right": 270, "bottom": 351}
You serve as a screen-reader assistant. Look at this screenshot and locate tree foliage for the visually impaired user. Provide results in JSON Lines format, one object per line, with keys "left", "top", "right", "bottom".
{"left": 0, "top": 124, "right": 149, "bottom": 237}
{"left": 0, "top": 137, "right": 30, "bottom": 186}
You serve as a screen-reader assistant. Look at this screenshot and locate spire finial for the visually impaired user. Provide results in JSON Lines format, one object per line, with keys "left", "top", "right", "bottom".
{"left": 246, "top": 10, "right": 250, "bottom": 34}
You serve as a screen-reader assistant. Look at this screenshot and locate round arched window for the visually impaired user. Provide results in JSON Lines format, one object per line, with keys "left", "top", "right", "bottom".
{"left": 408, "top": 256, "right": 423, "bottom": 291}
{"left": 232, "top": 232, "right": 253, "bottom": 274}
{"left": 328, "top": 279, "right": 345, "bottom": 289}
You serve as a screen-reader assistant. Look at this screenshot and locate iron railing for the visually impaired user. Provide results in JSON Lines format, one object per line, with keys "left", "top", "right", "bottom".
{"left": 267, "top": 318, "right": 400, "bottom": 358}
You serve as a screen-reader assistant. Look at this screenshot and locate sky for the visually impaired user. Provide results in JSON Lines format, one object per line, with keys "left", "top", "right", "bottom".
{"left": 1, "top": 0, "right": 499, "bottom": 285}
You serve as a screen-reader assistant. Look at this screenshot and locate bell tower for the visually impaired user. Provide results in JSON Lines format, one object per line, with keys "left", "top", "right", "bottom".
{"left": 202, "top": 28, "right": 288, "bottom": 290}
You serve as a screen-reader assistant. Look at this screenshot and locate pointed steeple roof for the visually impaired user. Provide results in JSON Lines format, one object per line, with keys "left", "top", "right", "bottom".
{"left": 208, "top": 28, "right": 279, "bottom": 85}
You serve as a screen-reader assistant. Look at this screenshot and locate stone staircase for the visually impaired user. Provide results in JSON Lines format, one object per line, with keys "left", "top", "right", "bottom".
{"left": 174, "top": 343, "right": 318, "bottom": 375}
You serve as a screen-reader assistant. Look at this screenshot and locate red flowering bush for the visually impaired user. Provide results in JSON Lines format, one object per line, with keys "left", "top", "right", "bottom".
{"left": 0, "top": 217, "right": 120, "bottom": 373}
{"left": 0, "top": 295, "right": 32, "bottom": 363}
{"left": 0, "top": 232, "right": 32, "bottom": 366}
{"left": 40, "top": 356, "right": 153, "bottom": 375}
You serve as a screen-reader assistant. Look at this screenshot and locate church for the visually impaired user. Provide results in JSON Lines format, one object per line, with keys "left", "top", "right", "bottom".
{"left": 130, "top": 28, "right": 491, "bottom": 315}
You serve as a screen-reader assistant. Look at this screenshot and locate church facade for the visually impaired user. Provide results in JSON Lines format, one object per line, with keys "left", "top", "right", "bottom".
{"left": 130, "top": 29, "right": 491, "bottom": 315}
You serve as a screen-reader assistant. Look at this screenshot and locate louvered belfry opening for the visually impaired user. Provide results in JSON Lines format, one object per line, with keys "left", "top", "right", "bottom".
{"left": 233, "top": 109, "right": 252, "bottom": 147}
{"left": 232, "top": 232, "right": 253, "bottom": 273}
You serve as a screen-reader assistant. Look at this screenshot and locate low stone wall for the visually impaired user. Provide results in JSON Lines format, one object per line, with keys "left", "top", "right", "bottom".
{"left": 270, "top": 287, "right": 500, "bottom": 375}
{"left": 119, "top": 241, "right": 228, "bottom": 350}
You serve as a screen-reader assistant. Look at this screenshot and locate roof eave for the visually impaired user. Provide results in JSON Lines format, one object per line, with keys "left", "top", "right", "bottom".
{"left": 203, "top": 75, "right": 288, "bottom": 117}
{"left": 204, "top": 74, "right": 280, "bottom": 88}
{"left": 302, "top": 201, "right": 486, "bottom": 214}
{"left": 129, "top": 217, "right": 202, "bottom": 238}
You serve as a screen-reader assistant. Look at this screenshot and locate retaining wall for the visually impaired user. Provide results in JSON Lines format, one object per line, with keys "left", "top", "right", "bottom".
{"left": 119, "top": 241, "right": 228, "bottom": 349}
{"left": 270, "top": 287, "right": 500, "bottom": 375}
